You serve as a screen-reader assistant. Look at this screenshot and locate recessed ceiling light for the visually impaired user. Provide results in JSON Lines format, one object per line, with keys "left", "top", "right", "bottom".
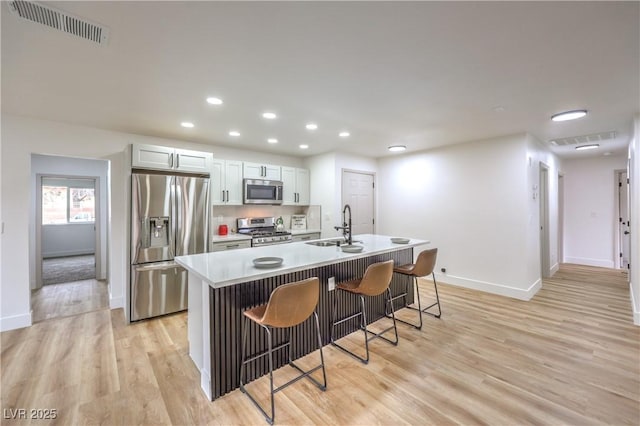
{"left": 575, "top": 144, "right": 599, "bottom": 151}
{"left": 388, "top": 145, "right": 407, "bottom": 152}
{"left": 267, "top": 138, "right": 278, "bottom": 144}
{"left": 339, "top": 131, "right": 350, "bottom": 138}
{"left": 493, "top": 106, "right": 506, "bottom": 113}
{"left": 262, "top": 112, "right": 277, "bottom": 119}
{"left": 551, "top": 109, "right": 587, "bottom": 122}
{"left": 206, "top": 97, "right": 223, "bottom": 105}
{"left": 306, "top": 123, "right": 318, "bottom": 130}
{"left": 181, "top": 122, "right": 194, "bottom": 128}
{"left": 299, "top": 144, "right": 309, "bottom": 149}
{"left": 603, "top": 151, "right": 612, "bottom": 156}
{"left": 229, "top": 130, "right": 240, "bottom": 137}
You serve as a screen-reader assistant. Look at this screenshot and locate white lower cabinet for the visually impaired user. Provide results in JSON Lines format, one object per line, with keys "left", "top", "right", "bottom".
{"left": 210, "top": 239, "right": 251, "bottom": 252}
{"left": 291, "top": 232, "right": 321, "bottom": 242}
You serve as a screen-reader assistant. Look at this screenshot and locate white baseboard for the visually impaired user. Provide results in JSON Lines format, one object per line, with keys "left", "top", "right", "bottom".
{"left": 550, "top": 263, "right": 560, "bottom": 275}
{"left": 43, "top": 250, "right": 94, "bottom": 259}
{"left": 1, "top": 311, "right": 32, "bottom": 332}
{"left": 434, "top": 273, "right": 541, "bottom": 301}
{"left": 110, "top": 295, "right": 124, "bottom": 309}
{"left": 565, "top": 256, "right": 614, "bottom": 268}
{"left": 630, "top": 281, "right": 640, "bottom": 326}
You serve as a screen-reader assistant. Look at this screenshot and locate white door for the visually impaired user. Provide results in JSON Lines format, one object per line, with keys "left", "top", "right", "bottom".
{"left": 342, "top": 171, "right": 375, "bottom": 235}
{"left": 619, "top": 171, "right": 630, "bottom": 269}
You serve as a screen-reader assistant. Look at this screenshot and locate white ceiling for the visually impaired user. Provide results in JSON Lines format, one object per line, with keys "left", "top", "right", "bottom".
{"left": 2, "top": 1, "right": 638, "bottom": 159}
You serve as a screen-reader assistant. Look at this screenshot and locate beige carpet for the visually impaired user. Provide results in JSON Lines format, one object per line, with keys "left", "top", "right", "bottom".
{"left": 42, "top": 254, "right": 96, "bottom": 285}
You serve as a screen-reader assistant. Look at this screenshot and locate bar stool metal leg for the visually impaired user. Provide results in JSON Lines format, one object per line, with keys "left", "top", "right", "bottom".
{"left": 386, "top": 276, "right": 424, "bottom": 330}
{"left": 240, "top": 314, "right": 327, "bottom": 425}
{"left": 331, "top": 288, "right": 399, "bottom": 364}
{"left": 418, "top": 273, "right": 441, "bottom": 319}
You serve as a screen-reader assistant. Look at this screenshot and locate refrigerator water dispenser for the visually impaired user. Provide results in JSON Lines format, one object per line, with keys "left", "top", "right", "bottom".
{"left": 149, "top": 216, "right": 170, "bottom": 248}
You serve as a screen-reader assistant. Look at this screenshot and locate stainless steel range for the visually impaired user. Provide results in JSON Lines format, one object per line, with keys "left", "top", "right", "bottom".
{"left": 237, "top": 217, "right": 292, "bottom": 247}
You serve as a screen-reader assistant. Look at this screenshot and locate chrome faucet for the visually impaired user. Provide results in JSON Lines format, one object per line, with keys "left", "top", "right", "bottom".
{"left": 334, "top": 204, "right": 353, "bottom": 245}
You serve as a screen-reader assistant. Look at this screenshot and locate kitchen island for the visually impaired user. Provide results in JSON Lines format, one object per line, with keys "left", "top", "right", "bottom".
{"left": 176, "top": 234, "right": 429, "bottom": 400}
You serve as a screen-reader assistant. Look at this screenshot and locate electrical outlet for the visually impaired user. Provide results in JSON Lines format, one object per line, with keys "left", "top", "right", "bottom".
{"left": 328, "top": 276, "right": 336, "bottom": 291}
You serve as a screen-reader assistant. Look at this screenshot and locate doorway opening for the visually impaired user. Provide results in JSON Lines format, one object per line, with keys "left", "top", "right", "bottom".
{"left": 540, "top": 163, "right": 550, "bottom": 278}
{"left": 40, "top": 177, "right": 97, "bottom": 285}
{"left": 558, "top": 173, "right": 564, "bottom": 266}
{"left": 616, "top": 170, "right": 630, "bottom": 270}
{"left": 31, "top": 153, "right": 110, "bottom": 324}
{"left": 341, "top": 169, "right": 376, "bottom": 235}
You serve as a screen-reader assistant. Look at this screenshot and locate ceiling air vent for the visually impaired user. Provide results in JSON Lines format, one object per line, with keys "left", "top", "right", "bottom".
{"left": 549, "top": 131, "right": 617, "bottom": 146}
{"left": 8, "top": 0, "right": 109, "bottom": 46}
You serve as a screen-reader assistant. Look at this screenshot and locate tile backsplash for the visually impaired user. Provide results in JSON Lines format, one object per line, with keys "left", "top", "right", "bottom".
{"left": 211, "top": 205, "right": 321, "bottom": 235}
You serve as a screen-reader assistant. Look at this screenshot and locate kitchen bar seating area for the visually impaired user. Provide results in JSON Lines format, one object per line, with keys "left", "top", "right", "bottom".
{"left": 177, "top": 234, "right": 428, "bottom": 401}
{"left": 178, "top": 235, "right": 435, "bottom": 422}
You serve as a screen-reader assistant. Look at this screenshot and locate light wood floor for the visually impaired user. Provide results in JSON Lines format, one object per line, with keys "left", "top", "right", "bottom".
{"left": 31, "top": 279, "right": 109, "bottom": 323}
{"left": 2, "top": 264, "right": 639, "bottom": 425}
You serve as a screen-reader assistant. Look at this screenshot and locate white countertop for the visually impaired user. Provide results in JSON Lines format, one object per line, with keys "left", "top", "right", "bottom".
{"left": 210, "top": 233, "right": 253, "bottom": 243}
{"left": 176, "top": 234, "right": 429, "bottom": 288}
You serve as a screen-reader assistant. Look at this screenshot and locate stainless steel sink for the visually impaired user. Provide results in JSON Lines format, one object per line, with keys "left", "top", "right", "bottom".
{"left": 305, "top": 238, "right": 362, "bottom": 247}
{"left": 306, "top": 240, "right": 339, "bottom": 246}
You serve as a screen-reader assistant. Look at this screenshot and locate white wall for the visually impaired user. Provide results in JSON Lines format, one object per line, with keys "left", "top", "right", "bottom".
{"left": 377, "top": 133, "right": 546, "bottom": 300}
{"left": 563, "top": 154, "right": 627, "bottom": 268}
{"left": 42, "top": 225, "right": 95, "bottom": 258}
{"left": 306, "top": 153, "right": 337, "bottom": 238}
{"left": 630, "top": 115, "right": 640, "bottom": 325}
{"left": 526, "top": 134, "right": 563, "bottom": 282}
{"left": 1, "top": 113, "right": 305, "bottom": 331}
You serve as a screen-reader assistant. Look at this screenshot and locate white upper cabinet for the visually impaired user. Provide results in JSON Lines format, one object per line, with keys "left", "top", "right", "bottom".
{"left": 132, "top": 143, "right": 212, "bottom": 173}
{"left": 174, "top": 148, "right": 212, "bottom": 173}
{"left": 132, "top": 144, "right": 174, "bottom": 170}
{"left": 211, "top": 159, "right": 243, "bottom": 206}
{"left": 243, "top": 162, "right": 281, "bottom": 180}
{"left": 281, "top": 166, "right": 310, "bottom": 205}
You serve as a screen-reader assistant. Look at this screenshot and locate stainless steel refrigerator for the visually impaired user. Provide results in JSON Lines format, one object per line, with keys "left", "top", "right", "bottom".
{"left": 130, "top": 172, "right": 209, "bottom": 321}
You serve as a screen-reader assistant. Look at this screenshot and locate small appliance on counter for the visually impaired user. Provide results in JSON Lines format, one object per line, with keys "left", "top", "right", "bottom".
{"left": 291, "top": 214, "right": 307, "bottom": 230}
{"left": 237, "top": 216, "right": 292, "bottom": 247}
{"left": 275, "top": 216, "right": 284, "bottom": 232}
{"left": 218, "top": 224, "right": 228, "bottom": 235}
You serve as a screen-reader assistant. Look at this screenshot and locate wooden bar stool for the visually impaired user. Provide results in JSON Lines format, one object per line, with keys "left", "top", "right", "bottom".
{"left": 330, "top": 260, "right": 398, "bottom": 364}
{"left": 239, "top": 277, "right": 327, "bottom": 425}
{"left": 388, "top": 248, "right": 441, "bottom": 330}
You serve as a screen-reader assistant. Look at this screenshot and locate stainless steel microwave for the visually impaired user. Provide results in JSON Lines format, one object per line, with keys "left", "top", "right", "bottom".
{"left": 243, "top": 179, "right": 283, "bottom": 205}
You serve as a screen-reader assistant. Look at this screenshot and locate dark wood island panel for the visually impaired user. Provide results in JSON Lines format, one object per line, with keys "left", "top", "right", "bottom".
{"left": 207, "top": 248, "right": 414, "bottom": 399}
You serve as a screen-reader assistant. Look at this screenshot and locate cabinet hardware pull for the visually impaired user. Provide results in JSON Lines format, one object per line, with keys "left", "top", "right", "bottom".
{"left": 176, "top": 154, "right": 180, "bottom": 169}
{"left": 169, "top": 153, "right": 174, "bottom": 168}
{"left": 227, "top": 244, "right": 240, "bottom": 248}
